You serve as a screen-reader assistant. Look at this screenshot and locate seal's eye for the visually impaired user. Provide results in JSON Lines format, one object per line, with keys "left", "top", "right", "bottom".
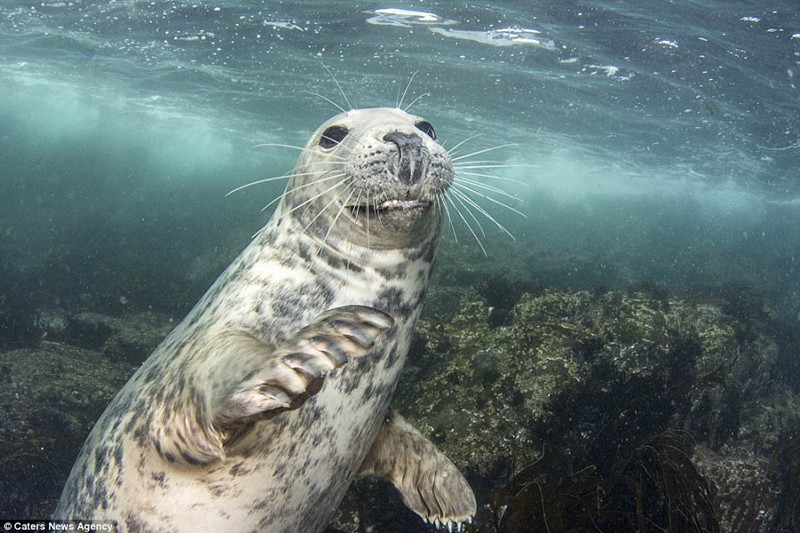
{"left": 415, "top": 121, "right": 436, "bottom": 140}
{"left": 319, "top": 126, "right": 349, "bottom": 149}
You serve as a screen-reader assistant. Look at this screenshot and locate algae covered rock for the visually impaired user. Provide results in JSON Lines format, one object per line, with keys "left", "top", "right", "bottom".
{"left": 66, "top": 311, "right": 173, "bottom": 364}
{"left": 0, "top": 309, "right": 171, "bottom": 518}
{"left": 391, "top": 287, "right": 795, "bottom": 531}
{"left": 1, "top": 288, "right": 795, "bottom": 532}
{"left": 0, "top": 341, "right": 136, "bottom": 517}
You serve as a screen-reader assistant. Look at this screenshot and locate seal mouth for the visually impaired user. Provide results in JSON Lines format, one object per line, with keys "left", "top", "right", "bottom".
{"left": 347, "top": 199, "right": 431, "bottom": 217}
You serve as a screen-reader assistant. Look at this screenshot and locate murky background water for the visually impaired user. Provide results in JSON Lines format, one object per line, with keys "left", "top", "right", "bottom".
{"left": 1, "top": 0, "right": 799, "bottom": 529}
{"left": 2, "top": 1, "right": 798, "bottom": 322}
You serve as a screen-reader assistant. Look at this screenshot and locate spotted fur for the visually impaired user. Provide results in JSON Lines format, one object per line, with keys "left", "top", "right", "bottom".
{"left": 55, "top": 108, "right": 472, "bottom": 532}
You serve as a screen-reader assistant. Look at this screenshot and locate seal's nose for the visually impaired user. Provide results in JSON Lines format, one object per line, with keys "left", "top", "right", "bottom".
{"left": 383, "top": 132, "right": 424, "bottom": 184}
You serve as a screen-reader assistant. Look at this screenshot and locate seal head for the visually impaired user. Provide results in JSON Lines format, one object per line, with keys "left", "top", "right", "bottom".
{"left": 283, "top": 107, "right": 453, "bottom": 249}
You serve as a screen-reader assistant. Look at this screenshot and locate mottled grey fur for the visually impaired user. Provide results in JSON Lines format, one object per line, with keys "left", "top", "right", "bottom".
{"left": 55, "top": 108, "right": 475, "bottom": 532}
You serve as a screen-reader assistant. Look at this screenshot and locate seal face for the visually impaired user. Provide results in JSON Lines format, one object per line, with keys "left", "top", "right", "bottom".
{"left": 287, "top": 107, "right": 453, "bottom": 249}
{"left": 55, "top": 108, "right": 476, "bottom": 532}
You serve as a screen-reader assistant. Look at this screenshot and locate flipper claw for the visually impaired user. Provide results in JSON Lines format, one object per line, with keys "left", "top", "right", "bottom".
{"left": 256, "top": 385, "right": 291, "bottom": 409}
{"left": 358, "top": 411, "right": 476, "bottom": 532}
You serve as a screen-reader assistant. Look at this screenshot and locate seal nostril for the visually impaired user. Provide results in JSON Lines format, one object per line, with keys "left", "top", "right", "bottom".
{"left": 382, "top": 132, "right": 423, "bottom": 151}
{"left": 383, "top": 132, "right": 425, "bottom": 184}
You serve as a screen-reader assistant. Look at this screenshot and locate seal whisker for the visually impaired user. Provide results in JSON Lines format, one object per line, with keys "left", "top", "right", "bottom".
{"left": 323, "top": 187, "right": 356, "bottom": 243}
{"left": 303, "top": 177, "right": 354, "bottom": 233}
{"left": 345, "top": 185, "right": 364, "bottom": 227}
{"left": 259, "top": 194, "right": 285, "bottom": 215}
{"left": 403, "top": 92, "right": 429, "bottom": 113}
{"left": 225, "top": 172, "right": 316, "bottom": 197}
{"left": 445, "top": 194, "right": 487, "bottom": 255}
{"left": 440, "top": 195, "right": 458, "bottom": 241}
{"left": 321, "top": 62, "right": 353, "bottom": 111}
{"left": 450, "top": 181, "right": 528, "bottom": 219}
{"left": 451, "top": 159, "right": 506, "bottom": 165}
{"left": 449, "top": 187, "right": 517, "bottom": 240}
{"left": 443, "top": 134, "right": 481, "bottom": 154}
{"left": 454, "top": 170, "right": 529, "bottom": 187}
{"left": 453, "top": 176, "right": 523, "bottom": 202}
{"left": 342, "top": 186, "right": 363, "bottom": 271}
{"left": 370, "top": 190, "right": 388, "bottom": 230}
{"left": 454, "top": 163, "right": 533, "bottom": 170}
{"left": 280, "top": 174, "right": 343, "bottom": 218}
{"left": 450, "top": 144, "right": 518, "bottom": 162}
{"left": 260, "top": 172, "right": 348, "bottom": 213}
{"left": 433, "top": 194, "right": 455, "bottom": 241}
{"left": 308, "top": 91, "right": 347, "bottom": 114}
{"left": 290, "top": 171, "right": 348, "bottom": 190}
{"left": 397, "top": 70, "right": 418, "bottom": 109}
{"left": 359, "top": 189, "right": 372, "bottom": 248}
{"left": 365, "top": 188, "right": 371, "bottom": 248}
{"left": 262, "top": 174, "right": 344, "bottom": 216}
{"left": 450, "top": 190, "right": 487, "bottom": 238}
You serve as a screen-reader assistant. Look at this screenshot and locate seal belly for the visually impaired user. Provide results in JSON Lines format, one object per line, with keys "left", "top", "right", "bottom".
{"left": 114, "top": 323, "right": 413, "bottom": 532}
{"left": 210, "top": 324, "right": 415, "bottom": 531}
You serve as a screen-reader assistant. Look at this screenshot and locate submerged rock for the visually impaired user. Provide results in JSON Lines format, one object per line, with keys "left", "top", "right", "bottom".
{"left": 383, "top": 288, "right": 798, "bottom": 531}
{"left": 0, "top": 309, "right": 172, "bottom": 518}
{"left": 0, "top": 292, "right": 796, "bottom": 531}
{"left": 66, "top": 311, "right": 173, "bottom": 364}
{"left": 0, "top": 341, "right": 136, "bottom": 518}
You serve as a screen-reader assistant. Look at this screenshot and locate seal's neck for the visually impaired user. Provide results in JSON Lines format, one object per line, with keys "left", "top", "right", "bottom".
{"left": 261, "top": 213, "right": 440, "bottom": 288}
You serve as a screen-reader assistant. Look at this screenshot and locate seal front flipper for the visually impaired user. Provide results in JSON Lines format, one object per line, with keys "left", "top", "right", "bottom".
{"left": 149, "top": 305, "right": 392, "bottom": 466}
{"left": 215, "top": 305, "right": 393, "bottom": 428}
{"left": 358, "top": 410, "right": 477, "bottom": 530}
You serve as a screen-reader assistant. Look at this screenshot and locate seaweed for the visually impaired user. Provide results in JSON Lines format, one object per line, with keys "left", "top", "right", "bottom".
{"left": 604, "top": 431, "right": 718, "bottom": 532}
{"left": 491, "top": 431, "right": 719, "bottom": 532}
{"left": 490, "top": 449, "right": 601, "bottom": 532}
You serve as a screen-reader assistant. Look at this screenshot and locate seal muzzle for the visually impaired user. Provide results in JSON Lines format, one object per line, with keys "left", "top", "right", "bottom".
{"left": 383, "top": 131, "right": 426, "bottom": 185}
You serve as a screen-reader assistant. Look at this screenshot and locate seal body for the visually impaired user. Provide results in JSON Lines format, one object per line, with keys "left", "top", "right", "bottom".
{"left": 56, "top": 108, "right": 475, "bottom": 532}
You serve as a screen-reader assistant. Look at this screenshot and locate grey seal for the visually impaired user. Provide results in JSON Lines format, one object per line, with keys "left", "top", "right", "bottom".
{"left": 55, "top": 107, "right": 477, "bottom": 532}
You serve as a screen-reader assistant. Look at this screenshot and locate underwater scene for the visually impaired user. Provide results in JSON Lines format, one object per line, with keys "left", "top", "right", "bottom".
{"left": 1, "top": 0, "right": 800, "bottom": 531}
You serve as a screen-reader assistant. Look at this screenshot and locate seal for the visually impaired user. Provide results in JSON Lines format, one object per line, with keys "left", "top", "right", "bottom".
{"left": 55, "top": 107, "right": 477, "bottom": 532}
